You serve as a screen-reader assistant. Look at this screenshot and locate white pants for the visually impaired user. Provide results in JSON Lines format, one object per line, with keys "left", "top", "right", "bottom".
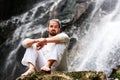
{"left": 21, "top": 43, "right": 67, "bottom": 71}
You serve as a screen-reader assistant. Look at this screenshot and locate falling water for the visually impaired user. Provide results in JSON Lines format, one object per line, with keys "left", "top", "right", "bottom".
{"left": 68, "top": 0, "right": 120, "bottom": 77}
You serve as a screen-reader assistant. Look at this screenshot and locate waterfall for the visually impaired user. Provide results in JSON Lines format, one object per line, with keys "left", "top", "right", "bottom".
{"left": 0, "top": 0, "right": 120, "bottom": 80}
{"left": 68, "top": 0, "right": 120, "bottom": 77}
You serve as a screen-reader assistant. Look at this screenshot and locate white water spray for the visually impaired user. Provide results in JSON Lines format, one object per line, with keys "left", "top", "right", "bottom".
{"left": 68, "top": 0, "right": 120, "bottom": 76}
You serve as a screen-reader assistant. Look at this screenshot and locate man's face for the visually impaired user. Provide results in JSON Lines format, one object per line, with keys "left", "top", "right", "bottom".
{"left": 48, "top": 21, "right": 60, "bottom": 36}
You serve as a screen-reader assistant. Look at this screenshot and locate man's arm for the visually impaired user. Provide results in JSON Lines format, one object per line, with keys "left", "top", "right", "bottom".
{"left": 22, "top": 33, "right": 70, "bottom": 48}
{"left": 42, "top": 33, "right": 70, "bottom": 44}
{"left": 22, "top": 38, "right": 39, "bottom": 48}
{"left": 45, "top": 36, "right": 61, "bottom": 43}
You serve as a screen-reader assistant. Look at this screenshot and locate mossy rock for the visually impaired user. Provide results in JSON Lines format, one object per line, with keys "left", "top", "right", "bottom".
{"left": 109, "top": 68, "right": 120, "bottom": 80}
{"left": 16, "top": 71, "right": 107, "bottom": 80}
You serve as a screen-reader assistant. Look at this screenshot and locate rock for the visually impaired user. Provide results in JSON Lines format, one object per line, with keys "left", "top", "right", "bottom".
{"left": 16, "top": 71, "right": 107, "bottom": 80}
{"left": 0, "top": 0, "right": 39, "bottom": 21}
{"left": 109, "top": 68, "right": 120, "bottom": 80}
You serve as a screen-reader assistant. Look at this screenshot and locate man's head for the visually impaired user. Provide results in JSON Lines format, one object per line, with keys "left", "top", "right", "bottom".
{"left": 47, "top": 19, "right": 61, "bottom": 37}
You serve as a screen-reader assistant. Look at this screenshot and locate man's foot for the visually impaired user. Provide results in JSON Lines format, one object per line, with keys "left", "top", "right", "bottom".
{"left": 21, "top": 69, "right": 35, "bottom": 77}
{"left": 40, "top": 65, "right": 51, "bottom": 72}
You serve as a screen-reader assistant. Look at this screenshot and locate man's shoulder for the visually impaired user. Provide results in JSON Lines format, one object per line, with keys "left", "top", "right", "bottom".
{"left": 56, "top": 32, "right": 70, "bottom": 43}
{"left": 58, "top": 32, "right": 69, "bottom": 37}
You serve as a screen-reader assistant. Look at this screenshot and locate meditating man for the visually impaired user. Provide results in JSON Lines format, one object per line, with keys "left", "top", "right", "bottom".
{"left": 21, "top": 19, "right": 70, "bottom": 76}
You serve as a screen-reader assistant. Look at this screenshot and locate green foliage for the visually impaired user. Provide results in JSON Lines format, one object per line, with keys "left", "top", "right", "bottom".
{"left": 65, "top": 72, "right": 83, "bottom": 79}
{"left": 111, "top": 69, "right": 120, "bottom": 79}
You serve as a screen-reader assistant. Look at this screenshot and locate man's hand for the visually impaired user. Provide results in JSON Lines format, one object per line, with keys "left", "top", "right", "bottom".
{"left": 36, "top": 38, "right": 47, "bottom": 50}
{"left": 36, "top": 42, "right": 44, "bottom": 50}
{"left": 37, "top": 38, "right": 47, "bottom": 45}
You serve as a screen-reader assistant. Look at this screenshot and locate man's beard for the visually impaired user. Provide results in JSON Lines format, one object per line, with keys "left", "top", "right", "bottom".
{"left": 49, "top": 30, "right": 57, "bottom": 36}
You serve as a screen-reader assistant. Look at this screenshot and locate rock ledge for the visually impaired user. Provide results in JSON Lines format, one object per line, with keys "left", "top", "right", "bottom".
{"left": 16, "top": 71, "right": 107, "bottom": 80}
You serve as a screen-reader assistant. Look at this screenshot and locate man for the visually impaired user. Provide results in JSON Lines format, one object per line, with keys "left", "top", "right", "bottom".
{"left": 21, "top": 19, "right": 70, "bottom": 77}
